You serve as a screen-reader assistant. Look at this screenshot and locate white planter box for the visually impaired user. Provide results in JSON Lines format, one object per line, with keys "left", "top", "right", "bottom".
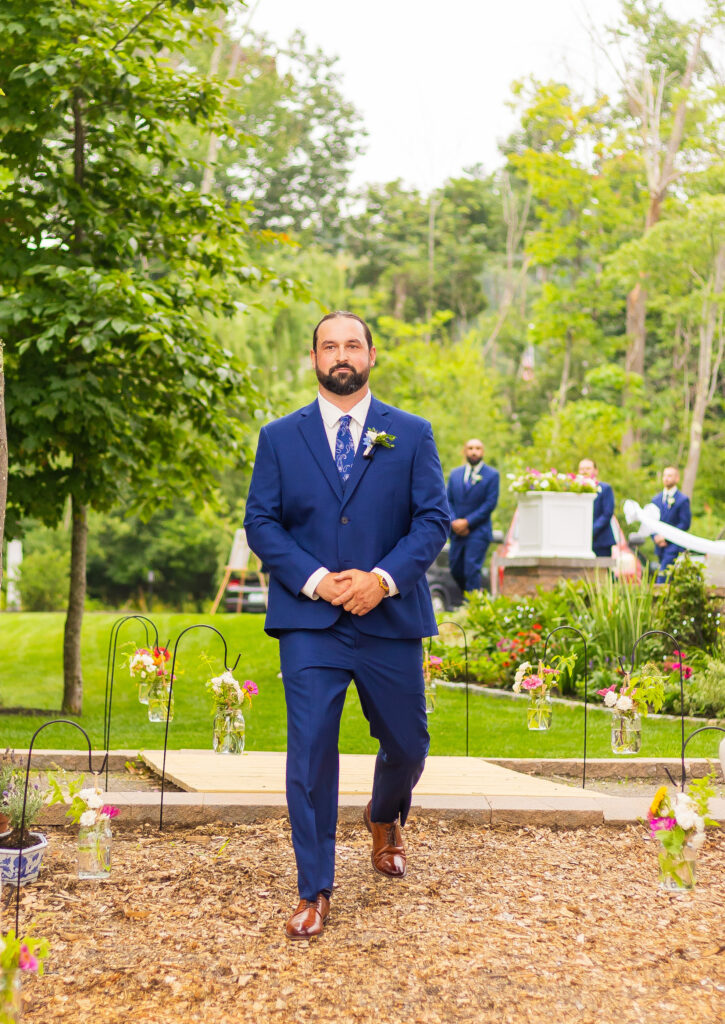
{"left": 516, "top": 491, "right": 596, "bottom": 559}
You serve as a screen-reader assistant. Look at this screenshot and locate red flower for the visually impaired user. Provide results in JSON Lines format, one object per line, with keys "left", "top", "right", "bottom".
{"left": 532, "top": 624, "right": 542, "bottom": 631}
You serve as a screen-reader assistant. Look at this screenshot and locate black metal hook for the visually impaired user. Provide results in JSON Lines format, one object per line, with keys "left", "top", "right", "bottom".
{"left": 158, "top": 624, "right": 241, "bottom": 829}
{"left": 679, "top": 725, "right": 725, "bottom": 791}
{"left": 628, "top": 630, "right": 686, "bottom": 787}
{"left": 436, "top": 621, "right": 470, "bottom": 757}
{"left": 543, "top": 625, "right": 589, "bottom": 788}
{"left": 12, "top": 720, "right": 95, "bottom": 935}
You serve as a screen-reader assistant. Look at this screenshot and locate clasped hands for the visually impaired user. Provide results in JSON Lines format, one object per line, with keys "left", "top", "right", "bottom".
{"left": 315, "top": 569, "right": 384, "bottom": 616}
{"left": 451, "top": 517, "right": 470, "bottom": 537}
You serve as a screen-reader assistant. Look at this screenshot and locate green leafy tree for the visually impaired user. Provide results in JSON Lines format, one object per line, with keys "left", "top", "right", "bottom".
{"left": 0, "top": 1, "right": 275, "bottom": 713}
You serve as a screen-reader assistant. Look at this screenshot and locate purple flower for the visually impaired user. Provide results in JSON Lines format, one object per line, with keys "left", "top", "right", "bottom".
{"left": 649, "top": 815, "right": 677, "bottom": 838}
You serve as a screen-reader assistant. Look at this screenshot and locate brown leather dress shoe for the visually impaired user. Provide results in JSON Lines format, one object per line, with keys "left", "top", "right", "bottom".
{"left": 363, "top": 800, "right": 407, "bottom": 878}
{"left": 285, "top": 894, "right": 330, "bottom": 939}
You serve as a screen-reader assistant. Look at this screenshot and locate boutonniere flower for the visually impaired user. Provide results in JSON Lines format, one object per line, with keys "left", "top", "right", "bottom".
{"left": 666, "top": 496, "right": 675, "bottom": 507}
{"left": 470, "top": 471, "right": 482, "bottom": 485}
{"left": 363, "top": 428, "right": 396, "bottom": 458}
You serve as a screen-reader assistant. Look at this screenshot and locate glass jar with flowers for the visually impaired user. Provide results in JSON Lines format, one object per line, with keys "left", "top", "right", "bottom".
{"left": 513, "top": 653, "right": 575, "bottom": 730}
{"left": 423, "top": 653, "right": 444, "bottom": 713}
{"left": 597, "top": 662, "right": 665, "bottom": 754}
{"left": 205, "top": 670, "right": 258, "bottom": 754}
{"left": 648, "top": 774, "right": 718, "bottom": 890}
{"left": 48, "top": 772, "right": 120, "bottom": 880}
{"left": 129, "top": 647, "right": 157, "bottom": 704}
{"left": 0, "top": 929, "right": 48, "bottom": 1023}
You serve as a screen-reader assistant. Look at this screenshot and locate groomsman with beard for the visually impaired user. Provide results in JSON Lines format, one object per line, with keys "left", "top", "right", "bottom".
{"left": 446, "top": 439, "right": 499, "bottom": 594}
{"left": 577, "top": 458, "right": 616, "bottom": 557}
{"left": 651, "top": 466, "right": 691, "bottom": 582}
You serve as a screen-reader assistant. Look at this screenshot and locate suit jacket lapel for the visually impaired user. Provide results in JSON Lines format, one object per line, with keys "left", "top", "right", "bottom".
{"left": 298, "top": 401, "right": 344, "bottom": 502}
{"left": 340, "top": 397, "right": 391, "bottom": 510}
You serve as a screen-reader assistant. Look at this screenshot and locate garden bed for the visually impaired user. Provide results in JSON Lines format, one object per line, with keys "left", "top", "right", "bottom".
{"left": 10, "top": 818, "right": 725, "bottom": 1024}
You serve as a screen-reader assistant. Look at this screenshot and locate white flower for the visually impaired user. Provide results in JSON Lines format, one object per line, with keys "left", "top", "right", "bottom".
{"left": 694, "top": 814, "right": 706, "bottom": 834}
{"left": 615, "top": 695, "right": 634, "bottom": 712}
{"left": 514, "top": 662, "right": 531, "bottom": 686}
{"left": 603, "top": 691, "right": 618, "bottom": 708}
{"left": 512, "top": 680, "right": 522, "bottom": 694}
{"left": 674, "top": 796, "right": 697, "bottom": 831}
{"left": 79, "top": 809, "right": 97, "bottom": 827}
{"left": 539, "top": 479, "right": 549, "bottom": 489}
{"left": 690, "top": 831, "right": 706, "bottom": 851}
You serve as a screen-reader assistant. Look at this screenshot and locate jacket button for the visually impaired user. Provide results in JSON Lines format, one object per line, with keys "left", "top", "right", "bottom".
{"left": 340, "top": 516, "right": 349, "bottom": 524}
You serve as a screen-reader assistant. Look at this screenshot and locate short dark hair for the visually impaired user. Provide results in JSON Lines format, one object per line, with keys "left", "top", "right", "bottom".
{"left": 312, "top": 311, "right": 373, "bottom": 350}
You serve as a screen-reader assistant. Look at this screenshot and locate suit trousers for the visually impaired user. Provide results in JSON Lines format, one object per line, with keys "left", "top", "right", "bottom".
{"left": 279, "top": 613, "right": 430, "bottom": 901}
{"left": 449, "top": 531, "right": 489, "bottom": 593}
{"left": 656, "top": 542, "right": 683, "bottom": 583}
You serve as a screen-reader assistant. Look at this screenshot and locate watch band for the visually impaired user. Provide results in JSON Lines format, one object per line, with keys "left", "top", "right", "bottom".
{"left": 373, "top": 572, "right": 390, "bottom": 594}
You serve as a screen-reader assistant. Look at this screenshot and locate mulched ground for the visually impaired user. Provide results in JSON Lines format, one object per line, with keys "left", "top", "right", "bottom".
{"left": 8, "top": 818, "right": 725, "bottom": 1024}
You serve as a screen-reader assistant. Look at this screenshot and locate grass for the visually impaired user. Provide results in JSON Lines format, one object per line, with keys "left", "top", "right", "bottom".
{"left": 0, "top": 612, "right": 720, "bottom": 759}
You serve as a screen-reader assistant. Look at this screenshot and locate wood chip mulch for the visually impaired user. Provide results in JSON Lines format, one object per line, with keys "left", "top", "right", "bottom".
{"left": 7, "top": 818, "right": 725, "bottom": 1024}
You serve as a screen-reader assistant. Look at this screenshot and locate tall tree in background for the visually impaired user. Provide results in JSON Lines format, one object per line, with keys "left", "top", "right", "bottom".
{"left": 0, "top": 0, "right": 275, "bottom": 713}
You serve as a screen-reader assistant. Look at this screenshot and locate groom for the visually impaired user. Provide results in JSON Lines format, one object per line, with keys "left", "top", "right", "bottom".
{"left": 244, "top": 311, "right": 449, "bottom": 939}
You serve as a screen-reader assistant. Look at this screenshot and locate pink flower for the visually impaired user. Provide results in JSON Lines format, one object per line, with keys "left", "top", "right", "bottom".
{"left": 101, "top": 805, "right": 120, "bottom": 819}
{"left": 243, "top": 680, "right": 259, "bottom": 696}
{"left": 18, "top": 945, "right": 38, "bottom": 972}
{"left": 649, "top": 815, "right": 676, "bottom": 838}
{"left": 522, "top": 677, "right": 542, "bottom": 690}
{"left": 596, "top": 685, "right": 617, "bottom": 697}
{"left": 428, "top": 656, "right": 443, "bottom": 666}
{"left": 542, "top": 667, "right": 558, "bottom": 675}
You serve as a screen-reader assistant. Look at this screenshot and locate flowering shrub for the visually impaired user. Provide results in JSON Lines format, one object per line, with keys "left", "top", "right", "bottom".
{"left": 596, "top": 662, "right": 665, "bottom": 718}
{"left": 507, "top": 468, "right": 597, "bottom": 494}
{"left": 205, "top": 670, "right": 258, "bottom": 713}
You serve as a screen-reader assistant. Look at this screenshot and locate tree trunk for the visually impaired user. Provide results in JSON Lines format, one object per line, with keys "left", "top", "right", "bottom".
{"left": 62, "top": 497, "right": 87, "bottom": 715}
{"left": 0, "top": 342, "right": 6, "bottom": 588}
{"left": 682, "top": 245, "right": 725, "bottom": 498}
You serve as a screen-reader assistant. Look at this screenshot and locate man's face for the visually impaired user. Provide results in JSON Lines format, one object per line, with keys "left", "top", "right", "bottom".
{"left": 578, "top": 459, "right": 596, "bottom": 479}
{"left": 662, "top": 467, "right": 679, "bottom": 489}
{"left": 311, "top": 318, "right": 375, "bottom": 396}
{"left": 463, "top": 440, "right": 484, "bottom": 466}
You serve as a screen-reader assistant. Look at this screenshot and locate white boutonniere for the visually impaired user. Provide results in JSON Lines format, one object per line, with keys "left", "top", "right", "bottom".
{"left": 363, "top": 428, "right": 396, "bottom": 458}
{"left": 666, "top": 496, "right": 675, "bottom": 507}
{"left": 470, "top": 471, "right": 482, "bottom": 486}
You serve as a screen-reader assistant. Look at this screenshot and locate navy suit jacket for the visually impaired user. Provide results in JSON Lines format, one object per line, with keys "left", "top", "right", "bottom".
{"left": 244, "top": 396, "right": 450, "bottom": 639}
{"left": 446, "top": 463, "right": 499, "bottom": 541}
{"left": 592, "top": 481, "right": 616, "bottom": 549}
{"left": 651, "top": 489, "right": 691, "bottom": 548}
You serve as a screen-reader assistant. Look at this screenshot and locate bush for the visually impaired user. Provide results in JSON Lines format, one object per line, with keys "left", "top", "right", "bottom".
{"left": 666, "top": 656, "right": 725, "bottom": 719}
{"left": 655, "top": 554, "right": 721, "bottom": 655}
{"left": 16, "top": 526, "right": 70, "bottom": 611}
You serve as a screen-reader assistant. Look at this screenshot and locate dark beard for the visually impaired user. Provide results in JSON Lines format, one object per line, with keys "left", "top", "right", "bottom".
{"left": 316, "top": 362, "right": 370, "bottom": 396}
{"left": 466, "top": 456, "right": 482, "bottom": 466}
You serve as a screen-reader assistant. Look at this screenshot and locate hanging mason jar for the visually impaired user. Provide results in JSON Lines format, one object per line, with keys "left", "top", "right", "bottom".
{"left": 137, "top": 679, "right": 150, "bottom": 705}
{"left": 0, "top": 970, "right": 22, "bottom": 1023}
{"left": 610, "top": 712, "right": 642, "bottom": 755}
{"left": 147, "top": 678, "right": 174, "bottom": 722}
{"left": 77, "top": 821, "right": 112, "bottom": 879}
{"left": 658, "top": 837, "right": 698, "bottom": 891}
{"left": 424, "top": 680, "right": 437, "bottom": 714}
{"left": 212, "top": 708, "right": 246, "bottom": 754}
{"left": 526, "top": 690, "right": 552, "bottom": 731}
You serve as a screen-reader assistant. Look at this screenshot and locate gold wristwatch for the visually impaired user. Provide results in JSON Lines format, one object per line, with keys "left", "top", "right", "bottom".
{"left": 373, "top": 572, "right": 390, "bottom": 594}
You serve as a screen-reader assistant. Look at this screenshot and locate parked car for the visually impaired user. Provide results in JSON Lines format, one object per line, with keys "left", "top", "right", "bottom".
{"left": 426, "top": 531, "right": 504, "bottom": 613}
{"left": 223, "top": 573, "right": 267, "bottom": 613}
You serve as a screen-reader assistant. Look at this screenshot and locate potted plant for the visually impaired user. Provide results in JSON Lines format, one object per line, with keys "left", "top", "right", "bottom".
{"left": 0, "top": 929, "right": 49, "bottom": 1023}
{"left": 508, "top": 468, "right": 598, "bottom": 559}
{"left": 596, "top": 662, "right": 666, "bottom": 754}
{"left": 513, "top": 652, "right": 576, "bottom": 730}
{"left": 0, "top": 759, "right": 50, "bottom": 887}
{"left": 47, "top": 772, "right": 120, "bottom": 879}
{"left": 205, "top": 670, "right": 258, "bottom": 754}
{"left": 648, "top": 774, "right": 718, "bottom": 890}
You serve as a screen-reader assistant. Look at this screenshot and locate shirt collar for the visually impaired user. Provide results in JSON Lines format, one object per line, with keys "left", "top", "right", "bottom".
{"left": 465, "top": 460, "right": 483, "bottom": 478}
{"left": 317, "top": 390, "right": 372, "bottom": 430}
{"left": 663, "top": 486, "right": 678, "bottom": 498}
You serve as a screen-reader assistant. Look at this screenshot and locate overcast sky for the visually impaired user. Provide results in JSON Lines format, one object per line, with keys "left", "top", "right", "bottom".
{"left": 248, "top": 0, "right": 708, "bottom": 191}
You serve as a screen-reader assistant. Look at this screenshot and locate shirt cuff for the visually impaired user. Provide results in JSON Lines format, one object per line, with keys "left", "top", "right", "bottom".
{"left": 372, "top": 566, "right": 398, "bottom": 597}
{"left": 302, "top": 567, "right": 330, "bottom": 600}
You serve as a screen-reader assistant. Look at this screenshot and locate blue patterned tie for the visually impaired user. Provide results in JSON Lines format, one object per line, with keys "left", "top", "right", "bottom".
{"left": 335, "top": 414, "right": 355, "bottom": 486}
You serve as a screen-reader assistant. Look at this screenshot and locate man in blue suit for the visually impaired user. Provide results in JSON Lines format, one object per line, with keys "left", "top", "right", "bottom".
{"left": 651, "top": 466, "right": 691, "bottom": 582}
{"left": 244, "top": 312, "right": 449, "bottom": 939}
{"left": 577, "top": 458, "right": 616, "bottom": 557}
{"left": 446, "top": 439, "right": 499, "bottom": 594}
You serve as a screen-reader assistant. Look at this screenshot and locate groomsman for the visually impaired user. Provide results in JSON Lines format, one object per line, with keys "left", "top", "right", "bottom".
{"left": 577, "top": 458, "right": 615, "bottom": 557}
{"left": 446, "top": 439, "right": 499, "bottom": 593}
{"left": 651, "top": 466, "right": 691, "bottom": 582}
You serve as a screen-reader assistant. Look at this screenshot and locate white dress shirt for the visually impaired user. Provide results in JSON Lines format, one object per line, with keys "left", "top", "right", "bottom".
{"left": 301, "top": 391, "right": 398, "bottom": 600}
{"left": 464, "top": 460, "right": 483, "bottom": 485}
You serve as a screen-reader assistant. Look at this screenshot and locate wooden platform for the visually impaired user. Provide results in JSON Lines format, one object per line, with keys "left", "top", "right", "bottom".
{"left": 139, "top": 749, "right": 611, "bottom": 799}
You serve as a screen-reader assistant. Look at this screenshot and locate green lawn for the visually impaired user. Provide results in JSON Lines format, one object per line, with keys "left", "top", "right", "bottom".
{"left": 0, "top": 611, "right": 720, "bottom": 759}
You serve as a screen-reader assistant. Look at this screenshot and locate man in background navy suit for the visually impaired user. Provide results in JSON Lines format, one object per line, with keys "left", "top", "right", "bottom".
{"left": 244, "top": 312, "right": 449, "bottom": 939}
{"left": 577, "top": 458, "right": 616, "bottom": 557}
{"left": 446, "top": 439, "right": 499, "bottom": 593}
{"left": 651, "top": 466, "right": 691, "bottom": 582}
